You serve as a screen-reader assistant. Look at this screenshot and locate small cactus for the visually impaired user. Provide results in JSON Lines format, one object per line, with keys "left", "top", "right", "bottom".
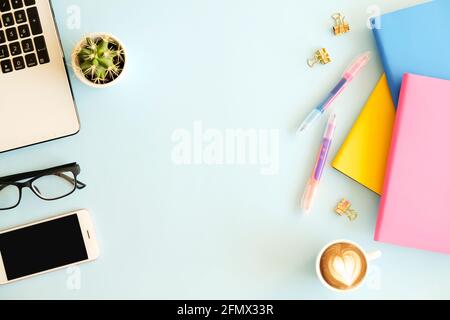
{"left": 76, "top": 36, "right": 125, "bottom": 84}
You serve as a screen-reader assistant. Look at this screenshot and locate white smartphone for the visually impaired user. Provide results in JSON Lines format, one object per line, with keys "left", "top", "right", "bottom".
{"left": 0, "top": 209, "right": 99, "bottom": 285}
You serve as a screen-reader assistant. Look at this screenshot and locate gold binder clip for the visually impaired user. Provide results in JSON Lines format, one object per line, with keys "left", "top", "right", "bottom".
{"left": 335, "top": 199, "right": 359, "bottom": 221}
{"left": 332, "top": 13, "right": 350, "bottom": 36}
{"left": 307, "top": 48, "right": 331, "bottom": 68}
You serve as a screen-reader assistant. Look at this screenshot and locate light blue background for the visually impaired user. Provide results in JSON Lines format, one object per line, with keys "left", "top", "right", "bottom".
{"left": 1, "top": 0, "right": 445, "bottom": 300}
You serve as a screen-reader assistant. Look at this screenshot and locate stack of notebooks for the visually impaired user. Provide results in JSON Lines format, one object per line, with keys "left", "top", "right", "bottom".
{"left": 333, "top": 0, "right": 450, "bottom": 254}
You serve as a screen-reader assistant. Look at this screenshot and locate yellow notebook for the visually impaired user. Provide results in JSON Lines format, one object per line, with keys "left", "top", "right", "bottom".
{"left": 332, "top": 74, "right": 395, "bottom": 195}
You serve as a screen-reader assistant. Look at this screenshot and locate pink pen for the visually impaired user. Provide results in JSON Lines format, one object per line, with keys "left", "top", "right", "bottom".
{"left": 301, "top": 114, "right": 337, "bottom": 213}
{"left": 298, "top": 51, "right": 371, "bottom": 133}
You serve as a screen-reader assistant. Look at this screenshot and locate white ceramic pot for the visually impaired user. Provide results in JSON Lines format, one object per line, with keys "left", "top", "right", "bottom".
{"left": 71, "top": 33, "right": 127, "bottom": 88}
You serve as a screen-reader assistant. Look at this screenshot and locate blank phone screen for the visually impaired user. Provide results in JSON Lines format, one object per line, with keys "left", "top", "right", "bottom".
{"left": 0, "top": 214, "right": 88, "bottom": 281}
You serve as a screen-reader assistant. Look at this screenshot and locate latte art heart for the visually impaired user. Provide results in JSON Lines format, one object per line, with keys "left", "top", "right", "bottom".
{"left": 320, "top": 243, "right": 368, "bottom": 290}
{"left": 329, "top": 251, "right": 361, "bottom": 286}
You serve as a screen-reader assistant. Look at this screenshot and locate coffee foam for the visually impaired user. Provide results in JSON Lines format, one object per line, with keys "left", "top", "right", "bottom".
{"left": 319, "top": 242, "right": 367, "bottom": 290}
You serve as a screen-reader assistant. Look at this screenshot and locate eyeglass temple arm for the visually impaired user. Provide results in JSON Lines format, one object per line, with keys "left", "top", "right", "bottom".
{"left": 0, "top": 163, "right": 77, "bottom": 183}
{"left": 55, "top": 173, "right": 86, "bottom": 190}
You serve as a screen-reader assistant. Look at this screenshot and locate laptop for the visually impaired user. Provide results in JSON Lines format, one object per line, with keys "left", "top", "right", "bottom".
{"left": 0, "top": 0, "right": 79, "bottom": 153}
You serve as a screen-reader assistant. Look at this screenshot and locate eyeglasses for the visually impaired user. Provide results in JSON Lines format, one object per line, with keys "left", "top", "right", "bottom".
{"left": 0, "top": 163, "right": 86, "bottom": 210}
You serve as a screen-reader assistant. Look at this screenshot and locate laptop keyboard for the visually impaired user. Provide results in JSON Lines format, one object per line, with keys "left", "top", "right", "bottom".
{"left": 0, "top": 0, "right": 50, "bottom": 74}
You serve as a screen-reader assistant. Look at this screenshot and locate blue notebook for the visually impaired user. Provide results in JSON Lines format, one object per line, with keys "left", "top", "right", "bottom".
{"left": 373, "top": 0, "right": 450, "bottom": 106}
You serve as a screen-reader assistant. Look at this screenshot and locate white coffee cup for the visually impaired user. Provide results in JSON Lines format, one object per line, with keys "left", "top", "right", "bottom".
{"left": 316, "top": 239, "right": 381, "bottom": 293}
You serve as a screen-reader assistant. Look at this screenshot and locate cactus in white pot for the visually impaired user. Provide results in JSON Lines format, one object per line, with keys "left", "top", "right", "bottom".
{"left": 72, "top": 34, "right": 126, "bottom": 88}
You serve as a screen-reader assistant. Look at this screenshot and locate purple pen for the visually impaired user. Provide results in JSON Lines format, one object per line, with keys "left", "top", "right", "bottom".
{"left": 301, "top": 114, "right": 337, "bottom": 213}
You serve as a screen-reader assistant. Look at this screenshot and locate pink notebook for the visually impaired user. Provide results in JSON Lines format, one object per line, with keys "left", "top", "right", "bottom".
{"left": 376, "top": 74, "right": 450, "bottom": 254}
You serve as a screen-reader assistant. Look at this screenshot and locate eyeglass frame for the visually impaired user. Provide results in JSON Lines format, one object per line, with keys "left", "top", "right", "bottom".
{"left": 0, "top": 163, "right": 86, "bottom": 211}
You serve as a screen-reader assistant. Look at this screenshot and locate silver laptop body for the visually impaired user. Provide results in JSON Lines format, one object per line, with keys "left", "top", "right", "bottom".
{"left": 0, "top": 0, "right": 79, "bottom": 153}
